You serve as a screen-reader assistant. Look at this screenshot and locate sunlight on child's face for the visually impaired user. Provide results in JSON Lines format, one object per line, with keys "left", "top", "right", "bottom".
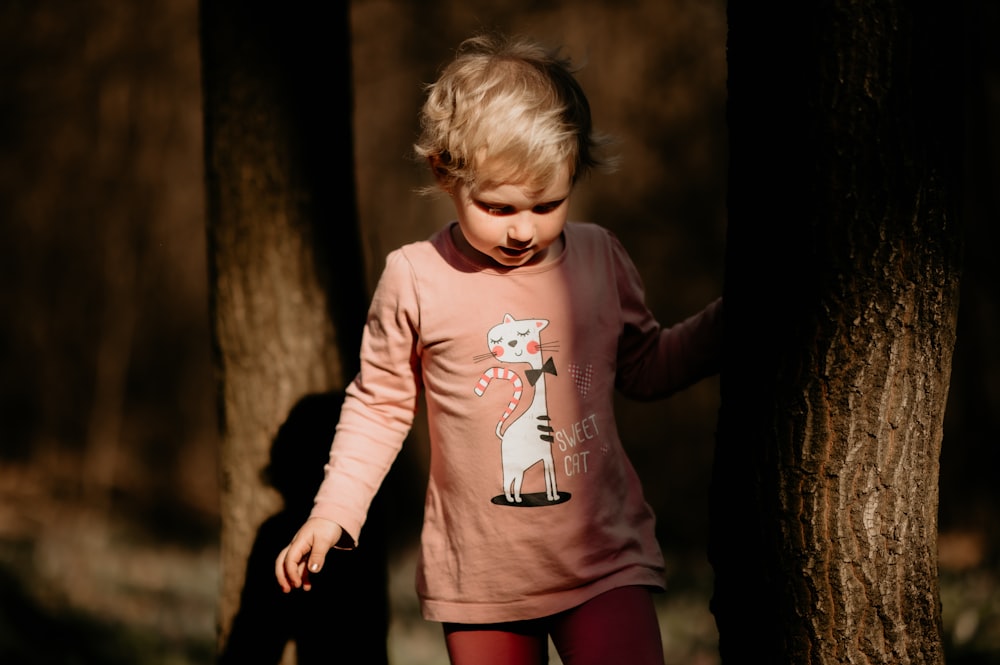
{"left": 449, "top": 164, "right": 572, "bottom": 269}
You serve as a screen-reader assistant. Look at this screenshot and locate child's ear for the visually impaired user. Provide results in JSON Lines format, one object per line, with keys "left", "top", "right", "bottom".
{"left": 428, "top": 155, "right": 448, "bottom": 181}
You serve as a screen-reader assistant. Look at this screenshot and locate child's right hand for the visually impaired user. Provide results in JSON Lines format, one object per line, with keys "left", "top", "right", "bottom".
{"left": 274, "top": 516, "right": 344, "bottom": 593}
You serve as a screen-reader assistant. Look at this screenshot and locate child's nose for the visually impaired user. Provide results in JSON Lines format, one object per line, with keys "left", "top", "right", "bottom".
{"left": 507, "top": 215, "right": 534, "bottom": 243}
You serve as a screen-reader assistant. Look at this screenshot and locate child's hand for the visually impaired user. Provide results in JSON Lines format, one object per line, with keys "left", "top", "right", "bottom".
{"left": 274, "top": 517, "right": 344, "bottom": 593}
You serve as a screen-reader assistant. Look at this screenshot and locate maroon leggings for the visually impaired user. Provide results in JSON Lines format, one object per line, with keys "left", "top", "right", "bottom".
{"left": 443, "top": 585, "right": 665, "bottom": 665}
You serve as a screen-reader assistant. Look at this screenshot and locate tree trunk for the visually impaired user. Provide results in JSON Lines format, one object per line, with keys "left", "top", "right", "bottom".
{"left": 200, "top": 2, "right": 383, "bottom": 662}
{"left": 711, "top": 2, "right": 962, "bottom": 663}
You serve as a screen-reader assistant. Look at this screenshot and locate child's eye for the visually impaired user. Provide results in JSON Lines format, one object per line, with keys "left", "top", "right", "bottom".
{"left": 532, "top": 199, "right": 566, "bottom": 215}
{"left": 475, "top": 201, "right": 515, "bottom": 216}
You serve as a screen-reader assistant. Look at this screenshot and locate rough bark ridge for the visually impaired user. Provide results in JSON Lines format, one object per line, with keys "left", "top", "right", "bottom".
{"left": 712, "top": 1, "right": 962, "bottom": 663}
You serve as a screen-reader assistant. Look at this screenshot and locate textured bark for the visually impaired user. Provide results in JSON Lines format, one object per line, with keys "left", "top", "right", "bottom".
{"left": 200, "top": 2, "right": 378, "bottom": 660}
{"left": 711, "top": 2, "right": 962, "bottom": 663}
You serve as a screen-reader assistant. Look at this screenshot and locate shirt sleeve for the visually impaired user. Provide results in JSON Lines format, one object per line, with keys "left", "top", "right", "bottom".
{"left": 309, "top": 249, "right": 422, "bottom": 545}
{"left": 610, "top": 232, "right": 724, "bottom": 400}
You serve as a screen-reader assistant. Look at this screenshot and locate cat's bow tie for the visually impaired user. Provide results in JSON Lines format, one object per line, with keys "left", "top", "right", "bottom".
{"left": 525, "top": 357, "right": 557, "bottom": 386}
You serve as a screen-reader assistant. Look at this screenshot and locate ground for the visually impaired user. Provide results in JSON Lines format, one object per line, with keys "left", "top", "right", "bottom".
{"left": 0, "top": 459, "right": 997, "bottom": 664}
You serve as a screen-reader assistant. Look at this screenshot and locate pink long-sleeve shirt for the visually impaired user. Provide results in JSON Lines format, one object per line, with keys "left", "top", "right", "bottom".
{"left": 311, "top": 221, "right": 722, "bottom": 624}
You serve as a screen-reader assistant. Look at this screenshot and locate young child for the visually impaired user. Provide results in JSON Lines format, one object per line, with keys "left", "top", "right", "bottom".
{"left": 276, "top": 33, "right": 722, "bottom": 665}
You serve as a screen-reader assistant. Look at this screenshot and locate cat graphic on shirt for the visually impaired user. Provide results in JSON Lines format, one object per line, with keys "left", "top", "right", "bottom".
{"left": 473, "top": 313, "right": 566, "bottom": 505}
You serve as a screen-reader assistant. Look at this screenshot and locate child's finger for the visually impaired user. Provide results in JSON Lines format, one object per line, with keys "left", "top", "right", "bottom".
{"left": 275, "top": 545, "right": 296, "bottom": 592}
{"left": 278, "top": 541, "right": 309, "bottom": 591}
{"left": 305, "top": 541, "right": 329, "bottom": 578}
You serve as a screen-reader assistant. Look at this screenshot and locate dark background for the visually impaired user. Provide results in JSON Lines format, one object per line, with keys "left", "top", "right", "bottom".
{"left": 1, "top": 1, "right": 996, "bottom": 663}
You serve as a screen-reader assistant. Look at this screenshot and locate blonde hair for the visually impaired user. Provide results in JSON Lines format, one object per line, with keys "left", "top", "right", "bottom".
{"left": 415, "top": 33, "right": 612, "bottom": 192}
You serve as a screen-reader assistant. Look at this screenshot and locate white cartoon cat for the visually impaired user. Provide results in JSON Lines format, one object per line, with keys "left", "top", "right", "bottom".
{"left": 473, "top": 313, "right": 560, "bottom": 504}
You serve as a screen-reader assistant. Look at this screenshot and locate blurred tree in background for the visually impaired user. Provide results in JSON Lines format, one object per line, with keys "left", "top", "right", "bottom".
{"left": 0, "top": 1, "right": 220, "bottom": 661}
{"left": 0, "top": 1, "right": 216, "bottom": 532}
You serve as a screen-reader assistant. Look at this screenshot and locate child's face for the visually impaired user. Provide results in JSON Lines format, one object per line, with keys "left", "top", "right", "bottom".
{"left": 449, "top": 164, "right": 572, "bottom": 269}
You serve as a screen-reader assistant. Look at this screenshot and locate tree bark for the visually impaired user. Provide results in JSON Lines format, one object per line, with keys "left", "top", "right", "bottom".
{"left": 200, "top": 2, "right": 380, "bottom": 661}
{"left": 711, "top": 2, "right": 962, "bottom": 663}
